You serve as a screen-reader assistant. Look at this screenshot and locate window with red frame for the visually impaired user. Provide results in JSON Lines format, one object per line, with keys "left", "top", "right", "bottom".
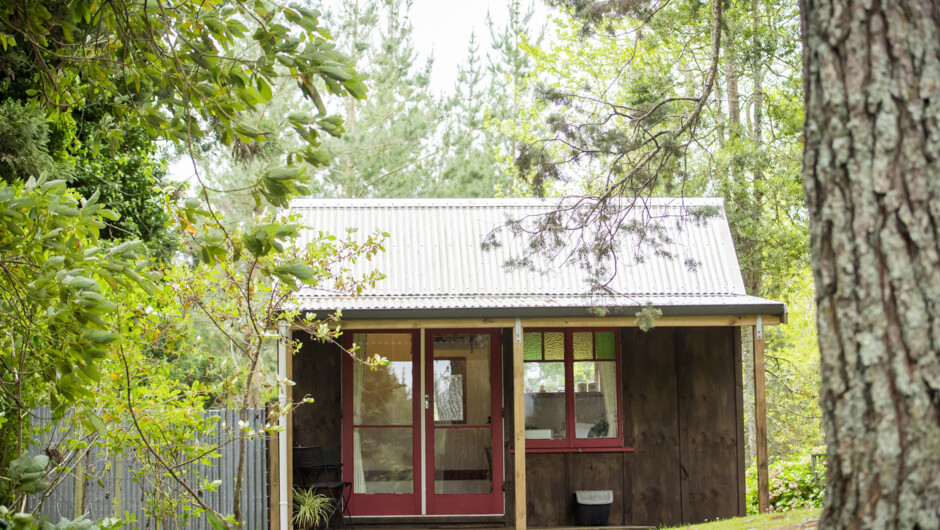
{"left": 522, "top": 329, "right": 622, "bottom": 448}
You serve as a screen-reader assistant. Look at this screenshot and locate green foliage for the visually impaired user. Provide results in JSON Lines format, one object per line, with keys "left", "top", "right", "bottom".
{"left": 0, "top": 454, "right": 100, "bottom": 529}
{"left": 0, "top": 101, "right": 56, "bottom": 182}
{"left": 67, "top": 127, "right": 174, "bottom": 260}
{"left": 0, "top": 91, "right": 174, "bottom": 258}
{"left": 762, "top": 270, "right": 823, "bottom": 458}
{"left": 7, "top": 454, "right": 49, "bottom": 496}
{"left": 0, "top": 176, "right": 156, "bottom": 422}
{"left": 633, "top": 303, "right": 662, "bottom": 332}
{"left": 291, "top": 487, "right": 333, "bottom": 529}
{"left": 746, "top": 452, "right": 826, "bottom": 514}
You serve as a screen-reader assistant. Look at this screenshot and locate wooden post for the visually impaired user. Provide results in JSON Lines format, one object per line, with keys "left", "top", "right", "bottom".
{"left": 754, "top": 316, "right": 770, "bottom": 513}
{"left": 113, "top": 457, "right": 123, "bottom": 517}
{"left": 513, "top": 319, "right": 526, "bottom": 529}
{"left": 73, "top": 454, "right": 85, "bottom": 520}
{"left": 269, "top": 428, "right": 280, "bottom": 530}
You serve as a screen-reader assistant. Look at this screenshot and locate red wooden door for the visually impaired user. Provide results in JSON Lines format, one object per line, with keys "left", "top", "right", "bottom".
{"left": 342, "top": 329, "right": 503, "bottom": 517}
{"left": 342, "top": 331, "right": 421, "bottom": 515}
{"left": 425, "top": 330, "right": 504, "bottom": 515}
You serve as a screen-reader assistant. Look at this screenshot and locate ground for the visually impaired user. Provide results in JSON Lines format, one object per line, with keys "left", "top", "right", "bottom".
{"left": 662, "top": 508, "right": 820, "bottom": 530}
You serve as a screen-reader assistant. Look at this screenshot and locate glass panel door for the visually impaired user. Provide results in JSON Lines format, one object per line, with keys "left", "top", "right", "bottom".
{"left": 426, "top": 331, "right": 503, "bottom": 515}
{"left": 343, "top": 332, "right": 421, "bottom": 515}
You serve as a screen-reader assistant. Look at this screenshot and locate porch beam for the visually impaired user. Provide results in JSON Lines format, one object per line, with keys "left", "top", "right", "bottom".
{"left": 513, "top": 319, "right": 527, "bottom": 530}
{"left": 318, "top": 314, "right": 781, "bottom": 331}
{"left": 754, "top": 316, "right": 770, "bottom": 513}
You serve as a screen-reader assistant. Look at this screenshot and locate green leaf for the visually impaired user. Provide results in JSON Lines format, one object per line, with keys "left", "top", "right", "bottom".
{"left": 207, "top": 511, "right": 228, "bottom": 530}
{"left": 275, "top": 263, "right": 315, "bottom": 282}
{"left": 86, "top": 414, "right": 108, "bottom": 438}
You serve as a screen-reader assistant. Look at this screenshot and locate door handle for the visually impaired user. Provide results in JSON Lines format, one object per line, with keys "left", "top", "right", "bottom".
{"left": 425, "top": 394, "right": 430, "bottom": 410}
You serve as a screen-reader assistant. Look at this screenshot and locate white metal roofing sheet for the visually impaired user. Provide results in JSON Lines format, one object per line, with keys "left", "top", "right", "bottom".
{"left": 289, "top": 198, "right": 782, "bottom": 314}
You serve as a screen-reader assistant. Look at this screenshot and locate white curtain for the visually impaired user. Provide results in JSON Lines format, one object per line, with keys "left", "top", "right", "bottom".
{"left": 353, "top": 335, "right": 367, "bottom": 492}
{"left": 599, "top": 362, "right": 618, "bottom": 436}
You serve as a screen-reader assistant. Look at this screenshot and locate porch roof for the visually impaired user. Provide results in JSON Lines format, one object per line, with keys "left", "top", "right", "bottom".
{"left": 289, "top": 198, "right": 785, "bottom": 319}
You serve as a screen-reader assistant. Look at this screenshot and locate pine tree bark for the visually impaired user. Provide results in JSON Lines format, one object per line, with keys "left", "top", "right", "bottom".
{"left": 801, "top": 0, "right": 940, "bottom": 527}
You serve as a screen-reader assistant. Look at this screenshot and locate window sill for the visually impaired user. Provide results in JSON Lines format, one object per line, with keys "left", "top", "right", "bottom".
{"left": 508, "top": 447, "right": 634, "bottom": 454}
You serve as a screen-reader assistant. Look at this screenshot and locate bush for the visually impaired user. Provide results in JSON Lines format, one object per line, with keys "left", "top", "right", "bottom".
{"left": 746, "top": 451, "right": 825, "bottom": 514}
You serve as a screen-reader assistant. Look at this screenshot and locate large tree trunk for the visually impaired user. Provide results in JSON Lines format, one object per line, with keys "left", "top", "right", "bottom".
{"left": 801, "top": 0, "right": 940, "bottom": 527}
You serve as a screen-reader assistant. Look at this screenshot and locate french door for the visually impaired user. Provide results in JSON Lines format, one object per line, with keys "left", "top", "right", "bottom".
{"left": 342, "top": 330, "right": 503, "bottom": 516}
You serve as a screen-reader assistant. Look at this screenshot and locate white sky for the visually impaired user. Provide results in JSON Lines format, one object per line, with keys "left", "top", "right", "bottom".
{"left": 408, "top": 0, "right": 553, "bottom": 94}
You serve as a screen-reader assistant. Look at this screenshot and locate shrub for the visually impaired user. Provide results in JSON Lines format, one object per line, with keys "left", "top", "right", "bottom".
{"left": 746, "top": 451, "right": 826, "bottom": 514}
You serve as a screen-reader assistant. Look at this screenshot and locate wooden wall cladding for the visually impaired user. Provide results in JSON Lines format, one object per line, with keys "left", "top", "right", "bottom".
{"left": 622, "top": 326, "right": 744, "bottom": 526}
{"left": 526, "top": 453, "right": 568, "bottom": 526}
{"left": 516, "top": 452, "right": 628, "bottom": 527}
{"left": 291, "top": 334, "right": 343, "bottom": 450}
{"left": 677, "top": 327, "right": 741, "bottom": 522}
{"left": 624, "top": 327, "right": 682, "bottom": 526}
{"left": 566, "top": 453, "right": 625, "bottom": 525}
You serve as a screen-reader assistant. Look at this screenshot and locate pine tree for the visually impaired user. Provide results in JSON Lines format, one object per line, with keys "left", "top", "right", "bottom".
{"left": 315, "top": 0, "right": 441, "bottom": 198}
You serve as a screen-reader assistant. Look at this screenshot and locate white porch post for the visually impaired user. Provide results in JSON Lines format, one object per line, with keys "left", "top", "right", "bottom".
{"left": 277, "top": 319, "right": 290, "bottom": 529}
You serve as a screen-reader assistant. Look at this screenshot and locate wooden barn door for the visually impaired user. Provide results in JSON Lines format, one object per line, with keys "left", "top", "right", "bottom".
{"left": 425, "top": 330, "right": 504, "bottom": 515}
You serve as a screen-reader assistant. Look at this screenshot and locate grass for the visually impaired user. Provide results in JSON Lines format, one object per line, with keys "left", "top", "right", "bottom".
{"left": 661, "top": 508, "right": 820, "bottom": 529}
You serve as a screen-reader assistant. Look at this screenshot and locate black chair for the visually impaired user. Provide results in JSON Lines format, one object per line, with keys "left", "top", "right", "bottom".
{"left": 294, "top": 446, "right": 352, "bottom": 529}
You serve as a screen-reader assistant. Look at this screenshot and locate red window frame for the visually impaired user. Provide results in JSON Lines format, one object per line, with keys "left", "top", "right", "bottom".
{"left": 523, "top": 328, "right": 624, "bottom": 449}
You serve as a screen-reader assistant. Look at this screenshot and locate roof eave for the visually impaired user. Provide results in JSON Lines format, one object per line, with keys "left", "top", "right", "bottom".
{"left": 300, "top": 301, "right": 787, "bottom": 321}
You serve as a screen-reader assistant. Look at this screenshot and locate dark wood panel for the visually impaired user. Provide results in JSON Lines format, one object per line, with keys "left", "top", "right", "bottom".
{"left": 622, "top": 452, "right": 633, "bottom": 524}
{"left": 566, "top": 452, "right": 624, "bottom": 525}
{"left": 525, "top": 453, "right": 567, "bottom": 527}
{"left": 623, "top": 327, "right": 681, "bottom": 526}
{"left": 291, "top": 334, "right": 343, "bottom": 450}
{"left": 677, "top": 327, "right": 740, "bottom": 523}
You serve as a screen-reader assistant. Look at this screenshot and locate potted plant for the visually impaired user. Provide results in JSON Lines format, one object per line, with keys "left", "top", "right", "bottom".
{"left": 292, "top": 487, "right": 333, "bottom": 529}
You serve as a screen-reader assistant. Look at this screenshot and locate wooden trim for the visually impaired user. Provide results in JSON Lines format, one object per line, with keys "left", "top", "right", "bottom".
{"left": 350, "top": 515, "right": 506, "bottom": 525}
{"left": 512, "top": 320, "right": 527, "bottom": 530}
{"left": 320, "top": 315, "right": 782, "bottom": 331}
{"left": 733, "top": 328, "right": 747, "bottom": 516}
{"left": 508, "top": 447, "right": 635, "bottom": 454}
{"left": 754, "top": 322, "right": 770, "bottom": 513}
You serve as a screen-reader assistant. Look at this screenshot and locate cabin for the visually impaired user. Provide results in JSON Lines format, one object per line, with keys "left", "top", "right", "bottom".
{"left": 270, "top": 198, "right": 785, "bottom": 529}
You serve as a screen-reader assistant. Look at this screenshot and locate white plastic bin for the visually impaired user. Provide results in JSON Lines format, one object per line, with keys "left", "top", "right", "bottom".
{"left": 575, "top": 490, "right": 613, "bottom": 526}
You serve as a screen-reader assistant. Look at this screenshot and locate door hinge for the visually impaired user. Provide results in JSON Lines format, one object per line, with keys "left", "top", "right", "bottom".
{"left": 501, "top": 407, "right": 505, "bottom": 418}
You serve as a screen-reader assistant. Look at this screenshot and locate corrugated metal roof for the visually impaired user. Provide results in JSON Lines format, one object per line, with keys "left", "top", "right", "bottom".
{"left": 289, "top": 198, "right": 785, "bottom": 317}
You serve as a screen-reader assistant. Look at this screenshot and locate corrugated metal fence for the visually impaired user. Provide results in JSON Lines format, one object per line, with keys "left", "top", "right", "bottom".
{"left": 30, "top": 408, "right": 268, "bottom": 529}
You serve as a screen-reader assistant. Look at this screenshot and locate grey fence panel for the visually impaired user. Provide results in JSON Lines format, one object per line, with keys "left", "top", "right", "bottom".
{"left": 29, "top": 408, "right": 269, "bottom": 529}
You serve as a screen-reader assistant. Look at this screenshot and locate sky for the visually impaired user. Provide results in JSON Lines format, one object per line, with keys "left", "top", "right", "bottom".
{"left": 408, "top": 0, "right": 553, "bottom": 94}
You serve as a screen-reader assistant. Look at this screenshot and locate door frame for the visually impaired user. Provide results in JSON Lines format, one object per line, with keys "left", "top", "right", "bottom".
{"left": 424, "top": 329, "right": 504, "bottom": 515}
{"left": 341, "top": 329, "right": 422, "bottom": 516}
{"left": 341, "top": 328, "right": 505, "bottom": 517}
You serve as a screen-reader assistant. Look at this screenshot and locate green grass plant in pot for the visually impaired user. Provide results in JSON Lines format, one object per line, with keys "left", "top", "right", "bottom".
{"left": 292, "top": 487, "right": 334, "bottom": 529}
